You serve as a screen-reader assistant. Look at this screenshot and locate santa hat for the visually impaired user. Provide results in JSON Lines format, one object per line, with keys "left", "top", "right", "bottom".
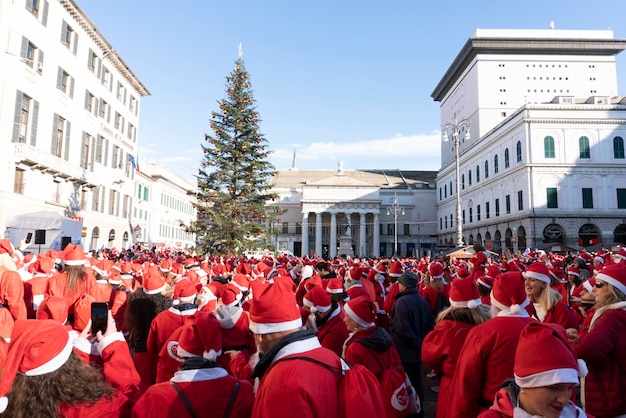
{"left": 522, "top": 262, "right": 551, "bottom": 284}
{"left": 514, "top": 322, "right": 587, "bottom": 388}
{"left": 184, "top": 258, "right": 200, "bottom": 269}
{"left": 548, "top": 268, "right": 566, "bottom": 284}
{"left": 477, "top": 275, "right": 495, "bottom": 290}
{"left": 0, "top": 239, "right": 14, "bottom": 257}
{"left": 347, "top": 266, "right": 363, "bottom": 281}
{"left": 220, "top": 283, "right": 242, "bottom": 307}
{"left": 456, "top": 268, "right": 471, "bottom": 280}
{"left": 173, "top": 280, "right": 198, "bottom": 304}
{"left": 490, "top": 272, "right": 529, "bottom": 314}
{"left": 231, "top": 274, "right": 250, "bottom": 292}
{"left": 326, "top": 278, "right": 345, "bottom": 294}
{"left": 142, "top": 270, "right": 166, "bottom": 295}
{"left": 62, "top": 244, "right": 86, "bottom": 266}
{"left": 429, "top": 263, "right": 444, "bottom": 279}
{"left": 249, "top": 278, "right": 301, "bottom": 334}
{"left": 0, "top": 320, "right": 74, "bottom": 412}
{"left": 36, "top": 297, "right": 69, "bottom": 324}
{"left": 475, "top": 252, "right": 488, "bottom": 266}
{"left": 595, "top": 262, "right": 626, "bottom": 295}
{"left": 373, "top": 262, "right": 387, "bottom": 275}
{"left": 302, "top": 286, "right": 331, "bottom": 313}
{"left": 388, "top": 262, "right": 403, "bottom": 277}
{"left": 28, "top": 257, "right": 54, "bottom": 277}
{"left": 615, "top": 247, "right": 626, "bottom": 261}
{"left": 159, "top": 259, "right": 172, "bottom": 273}
{"left": 300, "top": 265, "right": 314, "bottom": 280}
{"left": 582, "top": 278, "right": 597, "bottom": 297}
{"left": 344, "top": 296, "right": 375, "bottom": 328}
{"left": 593, "top": 250, "right": 606, "bottom": 265}
{"left": 177, "top": 312, "right": 222, "bottom": 362}
{"left": 197, "top": 284, "right": 218, "bottom": 312}
{"left": 449, "top": 278, "right": 482, "bottom": 309}
{"left": 567, "top": 265, "right": 580, "bottom": 277}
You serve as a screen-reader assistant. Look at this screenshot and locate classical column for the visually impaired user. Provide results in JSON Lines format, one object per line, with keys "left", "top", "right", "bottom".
{"left": 373, "top": 212, "right": 380, "bottom": 258}
{"left": 330, "top": 213, "right": 337, "bottom": 258}
{"left": 359, "top": 212, "right": 366, "bottom": 257}
{"left": 301, "top": 212, "right": 309, "bottom": 257}
{"left": 315, "top": 212, "right": 323, "bottom": 257}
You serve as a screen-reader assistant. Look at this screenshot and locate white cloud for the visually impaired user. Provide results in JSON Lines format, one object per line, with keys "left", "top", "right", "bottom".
{"left": 270, "top": 131, "right": 442, "bottom": 171}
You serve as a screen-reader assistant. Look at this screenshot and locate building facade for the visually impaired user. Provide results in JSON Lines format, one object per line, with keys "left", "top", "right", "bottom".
{"left": 0, "top": 0, "right": 149, "bottom": 251}
{"left": 269, "top": 165, "right": 438, "bottom": 259}
{"left": 130, "top": 162, "right": 196, "bottom": 251}
{"left": 433, "top": 29, "right": 626, "bottom": 252}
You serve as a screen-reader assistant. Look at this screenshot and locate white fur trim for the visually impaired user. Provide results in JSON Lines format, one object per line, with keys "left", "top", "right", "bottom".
{"left": 72, "top": 335, "right": 93, "bottom": 355}
{"left": 203, "top": 348, "right": 222, "bottom": 362}
{"left": 344, "top": 303, "right": 374, "bottom": 329}
{"left": 96, "top": 332, "right": 126, "bottom": 356}
{"left": 476, "top": 278, "right": 492, "bottom": 289}
{"left": 273, "top": 336, "right": 322, "bottom": 362}
{"left": 515, "top": 367, "right": 579, "bottom": 388}
{"left": 249, "top": 316, "right": 302, "bottom": 334}
{"left": 449, "top": 298, "right": 482, "bottom": 309}
{"left": 63, "top": 259, "right": 86, "bottom": 266}
{"left": 490, "top": 292, "right": 530, "bottom": 314}
{"left": 168, "top": 306, "right": 197, "bottom": 316}
{"left": 596, "top": 272, "right": 626, "bottom": 296}
{"left": 523, "top": 270, "right": 551, "bottom": 284}
{"left": 0, "top": 397, "right": 7, "bottom": 413}
{"left": 577, "top": 359, "right": 588, "bottom": 378}
{"left": 178, "top": 295, "right": 196, "bottom": 303}
{"left": 171, "top": 367, "right": 228, "bottom": 383}
{"left": 24, "top": 333, "right": 73, "bottom": 376}
{"left": 302, "top": 297, "right": 331, "bottom": 313}
{"left": 143, "top": 284, "right": 166, "bottom": 295}
{"left": 177, "top": 345, "right": 203, "bottom": 359}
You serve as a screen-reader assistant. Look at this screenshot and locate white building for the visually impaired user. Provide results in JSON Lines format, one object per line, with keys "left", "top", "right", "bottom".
{"left": 269, "top": 165, "right": 438, "bottom": 258}
{"left": 0, "top": 0, "right": 149, "bottom": 251}
{"left": 131, "top": 161, "right": 196, "bottom": 251}
{"left": 433, "top": 29, "right": 626, "bottom": 252}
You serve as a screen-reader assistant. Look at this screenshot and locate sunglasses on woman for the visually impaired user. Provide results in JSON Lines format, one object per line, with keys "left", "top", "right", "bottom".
{"left": 594, "top": 281, "right": 606, "bottom": 289}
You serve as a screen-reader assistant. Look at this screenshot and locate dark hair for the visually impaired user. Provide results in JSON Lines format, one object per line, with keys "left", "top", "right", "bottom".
{"left": 4, "top": 352, "right": 114, "bottom": 417}
{"left": 123, "top": 290, "right": 171, "bottom": 352}
{"left": 316, "top": 262, "right": 329, "bottom": 272}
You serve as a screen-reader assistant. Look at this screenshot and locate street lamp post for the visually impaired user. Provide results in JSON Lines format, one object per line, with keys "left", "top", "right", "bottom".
{"left": 442, "top": 112, "right": 471, "bottom": 248}
{"left": 387, "top": 193, "right": 404, "bottom": 257}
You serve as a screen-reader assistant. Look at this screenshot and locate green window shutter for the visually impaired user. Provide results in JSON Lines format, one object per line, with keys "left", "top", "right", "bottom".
{"left": 64, "top": 120, "right": 71, "bottom": 161}
{"left": 30, "top": 100, "right": 39, "bottom": 146}
{"left": 12, "top": 90, "right": 22, "bottom": 143}
{"left": 20, "top": 36, "right": 28, "bottom": 59}
{"left": 51, "top": 113, "right": 59, "bottom": 154}
{"left": 41, "top": 1, "right": 49, "bottom": 26}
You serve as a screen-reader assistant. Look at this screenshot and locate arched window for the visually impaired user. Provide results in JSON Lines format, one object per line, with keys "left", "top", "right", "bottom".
{"left": 461, "top": 174, "right": 465, "bottom": 190}
{"left": 504, "top": 148, "right": 510, "bottom": 168}
{"left": 516, "top": 141, "right": 522, "bottom": 162}
{"left": 450, "top": 181, "right": 453, "bottom": 195}
{"left": 468, "top": 169, "right": 472, "bottom": 186}
{"left": 439, "top": 188, "right": 442, "bottom": 200}
{"left": 613, "top": 136, "right": 625, "bottom": 159}
{"left": 476, "top": 165, "right": 480, "bottom": 182}
{"left": 579, "top": 136, "right": 590, "bottom": 159}
{"left": 484, "top": 160, "right": 489, "bottom": 178}
{"left": 544, "top": 136, "right": 555, "bottom": 158}
{"left": 494, "top": 155, "right": 499, "bottom": 174}
{"left": 444, "top": 184, "right": 447, "bottom": 198}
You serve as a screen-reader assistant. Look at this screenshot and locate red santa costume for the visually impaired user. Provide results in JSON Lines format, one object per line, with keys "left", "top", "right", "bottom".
{"left": 246, "top": 277, "right": 349, "bottom": 418}
{"left": 302, "top": 285, "right": 349, "bottom": 357}
{"left": 448, "top": 272, "right": 534, "bottom": 417}
{"left": 134, "top": 311, "right": 255, "bottom": 417}
{"left": 22, "top": 256, "right": 54, "bottom": 318}
{"left": 45, "top": 245, "right": 95, "bottom": 315}
{"left": 0, "top": 319, "right": 141, "bottom": 417}
{"left": 480, "top": 322, "right": 588, "bottom": 418}
{"left": 420, "top": 263, "right": 451, "bottom": 315}
{"left": 422, "top": 277, "right": 487, "bottom": 418}
{"left": 570, "top": 263, "right": 626, "bottom": 418}
{"left": 213, "top": 284, "right": 256, "bottom": 374}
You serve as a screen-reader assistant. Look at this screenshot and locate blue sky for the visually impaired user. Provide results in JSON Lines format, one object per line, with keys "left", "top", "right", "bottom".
{"left": 79, "top": 0, "right": 626, "bottom": 183}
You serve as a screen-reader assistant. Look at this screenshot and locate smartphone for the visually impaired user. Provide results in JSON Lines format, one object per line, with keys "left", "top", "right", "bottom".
{"left": 25, "top": 232, "right": 33, "bottom": 244}
{"left": 91, "top": 302, "right": 109, "bottom": 336}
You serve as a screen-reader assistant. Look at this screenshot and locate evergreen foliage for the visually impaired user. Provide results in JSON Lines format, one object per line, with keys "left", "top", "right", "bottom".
{"left": 187, "top": 58, "right": 280, "bottom": 254}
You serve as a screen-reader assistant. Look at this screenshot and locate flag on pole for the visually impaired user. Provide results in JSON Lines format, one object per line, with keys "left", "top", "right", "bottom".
{"left": 127, "top": 155, "right": 137, "bottom": 171}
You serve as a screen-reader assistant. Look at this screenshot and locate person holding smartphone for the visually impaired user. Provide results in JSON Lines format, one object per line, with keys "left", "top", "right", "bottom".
{"left": 0, "top": 310, "right": 141, "bottom": 416}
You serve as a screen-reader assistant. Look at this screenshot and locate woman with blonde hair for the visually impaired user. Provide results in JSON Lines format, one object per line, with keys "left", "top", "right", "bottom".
{"left": 423, "top": 278, "right": 491, "bottom": 418}
{"left": 523, "top": 262, "right": 578, "bottom": 330}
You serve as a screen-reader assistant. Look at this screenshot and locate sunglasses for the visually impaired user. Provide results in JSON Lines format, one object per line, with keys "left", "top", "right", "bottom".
{"left": 594, "top": 282, "right": 606, "bottom": 289}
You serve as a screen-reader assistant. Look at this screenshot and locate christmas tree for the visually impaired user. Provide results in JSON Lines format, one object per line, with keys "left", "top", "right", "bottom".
{"left": 188, "top": 56, "right": 280, "bottom": 254}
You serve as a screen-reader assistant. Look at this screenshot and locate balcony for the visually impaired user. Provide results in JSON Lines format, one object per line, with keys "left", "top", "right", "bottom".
{"left": 13, "top": 143, "right": 98, "bottom": 188}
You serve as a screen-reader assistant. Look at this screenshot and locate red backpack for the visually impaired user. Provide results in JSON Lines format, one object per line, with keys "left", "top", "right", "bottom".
{"left": 273, "top": 356, "right": 386, "bottom": 418}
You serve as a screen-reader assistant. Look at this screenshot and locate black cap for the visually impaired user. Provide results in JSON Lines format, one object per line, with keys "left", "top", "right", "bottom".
{"left": 398, "top": 272, "right": 418, "bottom": 288}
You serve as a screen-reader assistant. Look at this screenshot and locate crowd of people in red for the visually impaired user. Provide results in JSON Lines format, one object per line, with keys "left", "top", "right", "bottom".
{"left": 0, "top": 237, "right": 625, "bottom": 418}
